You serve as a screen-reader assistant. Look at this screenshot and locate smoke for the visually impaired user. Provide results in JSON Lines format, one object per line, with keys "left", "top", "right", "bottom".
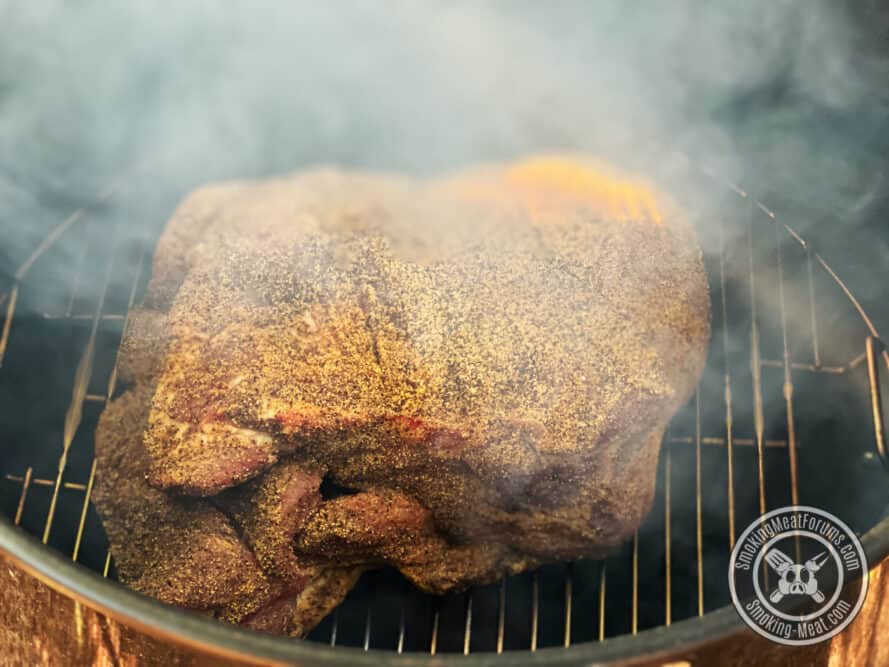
{"left": 1, "top": 2, "right": 888, "bottom": 259}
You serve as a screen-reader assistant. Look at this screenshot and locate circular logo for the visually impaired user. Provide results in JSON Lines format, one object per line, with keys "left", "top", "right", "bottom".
{"left": 728, "top": 505, "right": 868, "bottom": 646}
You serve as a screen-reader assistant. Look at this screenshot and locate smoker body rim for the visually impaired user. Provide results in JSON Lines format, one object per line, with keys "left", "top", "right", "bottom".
{"left": 2, "top": 513, "right": 888, "bottom": 664}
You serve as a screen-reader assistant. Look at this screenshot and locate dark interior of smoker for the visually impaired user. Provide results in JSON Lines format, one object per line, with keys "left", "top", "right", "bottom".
{"left": 2, "top": 172, "right": 888, "bottom": 653}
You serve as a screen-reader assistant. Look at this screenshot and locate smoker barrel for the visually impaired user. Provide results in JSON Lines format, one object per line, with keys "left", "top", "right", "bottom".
{"left": 1, "top": 167, "right": 889, "bottom": 665}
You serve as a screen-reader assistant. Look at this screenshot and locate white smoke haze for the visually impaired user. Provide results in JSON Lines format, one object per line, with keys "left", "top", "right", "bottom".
{"left": 1, "top": 2, "right": 887, "bottom": 240}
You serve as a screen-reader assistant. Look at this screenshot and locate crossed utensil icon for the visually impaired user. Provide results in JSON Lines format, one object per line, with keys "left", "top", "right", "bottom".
{"left": 765, "top": 548, "right": 831, "bottom": 604}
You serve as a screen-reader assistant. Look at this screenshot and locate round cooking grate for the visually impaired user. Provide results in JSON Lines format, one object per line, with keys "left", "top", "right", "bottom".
{"left": 1, "top": 167, "right": 888, "bottom": 661}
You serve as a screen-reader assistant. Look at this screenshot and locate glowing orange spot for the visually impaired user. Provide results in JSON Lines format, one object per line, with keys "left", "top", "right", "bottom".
{"left": 503, "top": 157, "right": 664, "bottom": 225}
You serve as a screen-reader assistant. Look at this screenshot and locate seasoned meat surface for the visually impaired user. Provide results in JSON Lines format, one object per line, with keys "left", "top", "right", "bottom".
{"left": 95, "top": 156, "right": 709, "bottom": 636}
{"left": 93, "top": 385, "right": 362, "bottom": 634}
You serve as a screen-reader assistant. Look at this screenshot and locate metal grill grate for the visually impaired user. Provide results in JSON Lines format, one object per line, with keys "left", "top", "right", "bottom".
{"left": 1, "top": 170, "right": 888, "bottom": 655}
